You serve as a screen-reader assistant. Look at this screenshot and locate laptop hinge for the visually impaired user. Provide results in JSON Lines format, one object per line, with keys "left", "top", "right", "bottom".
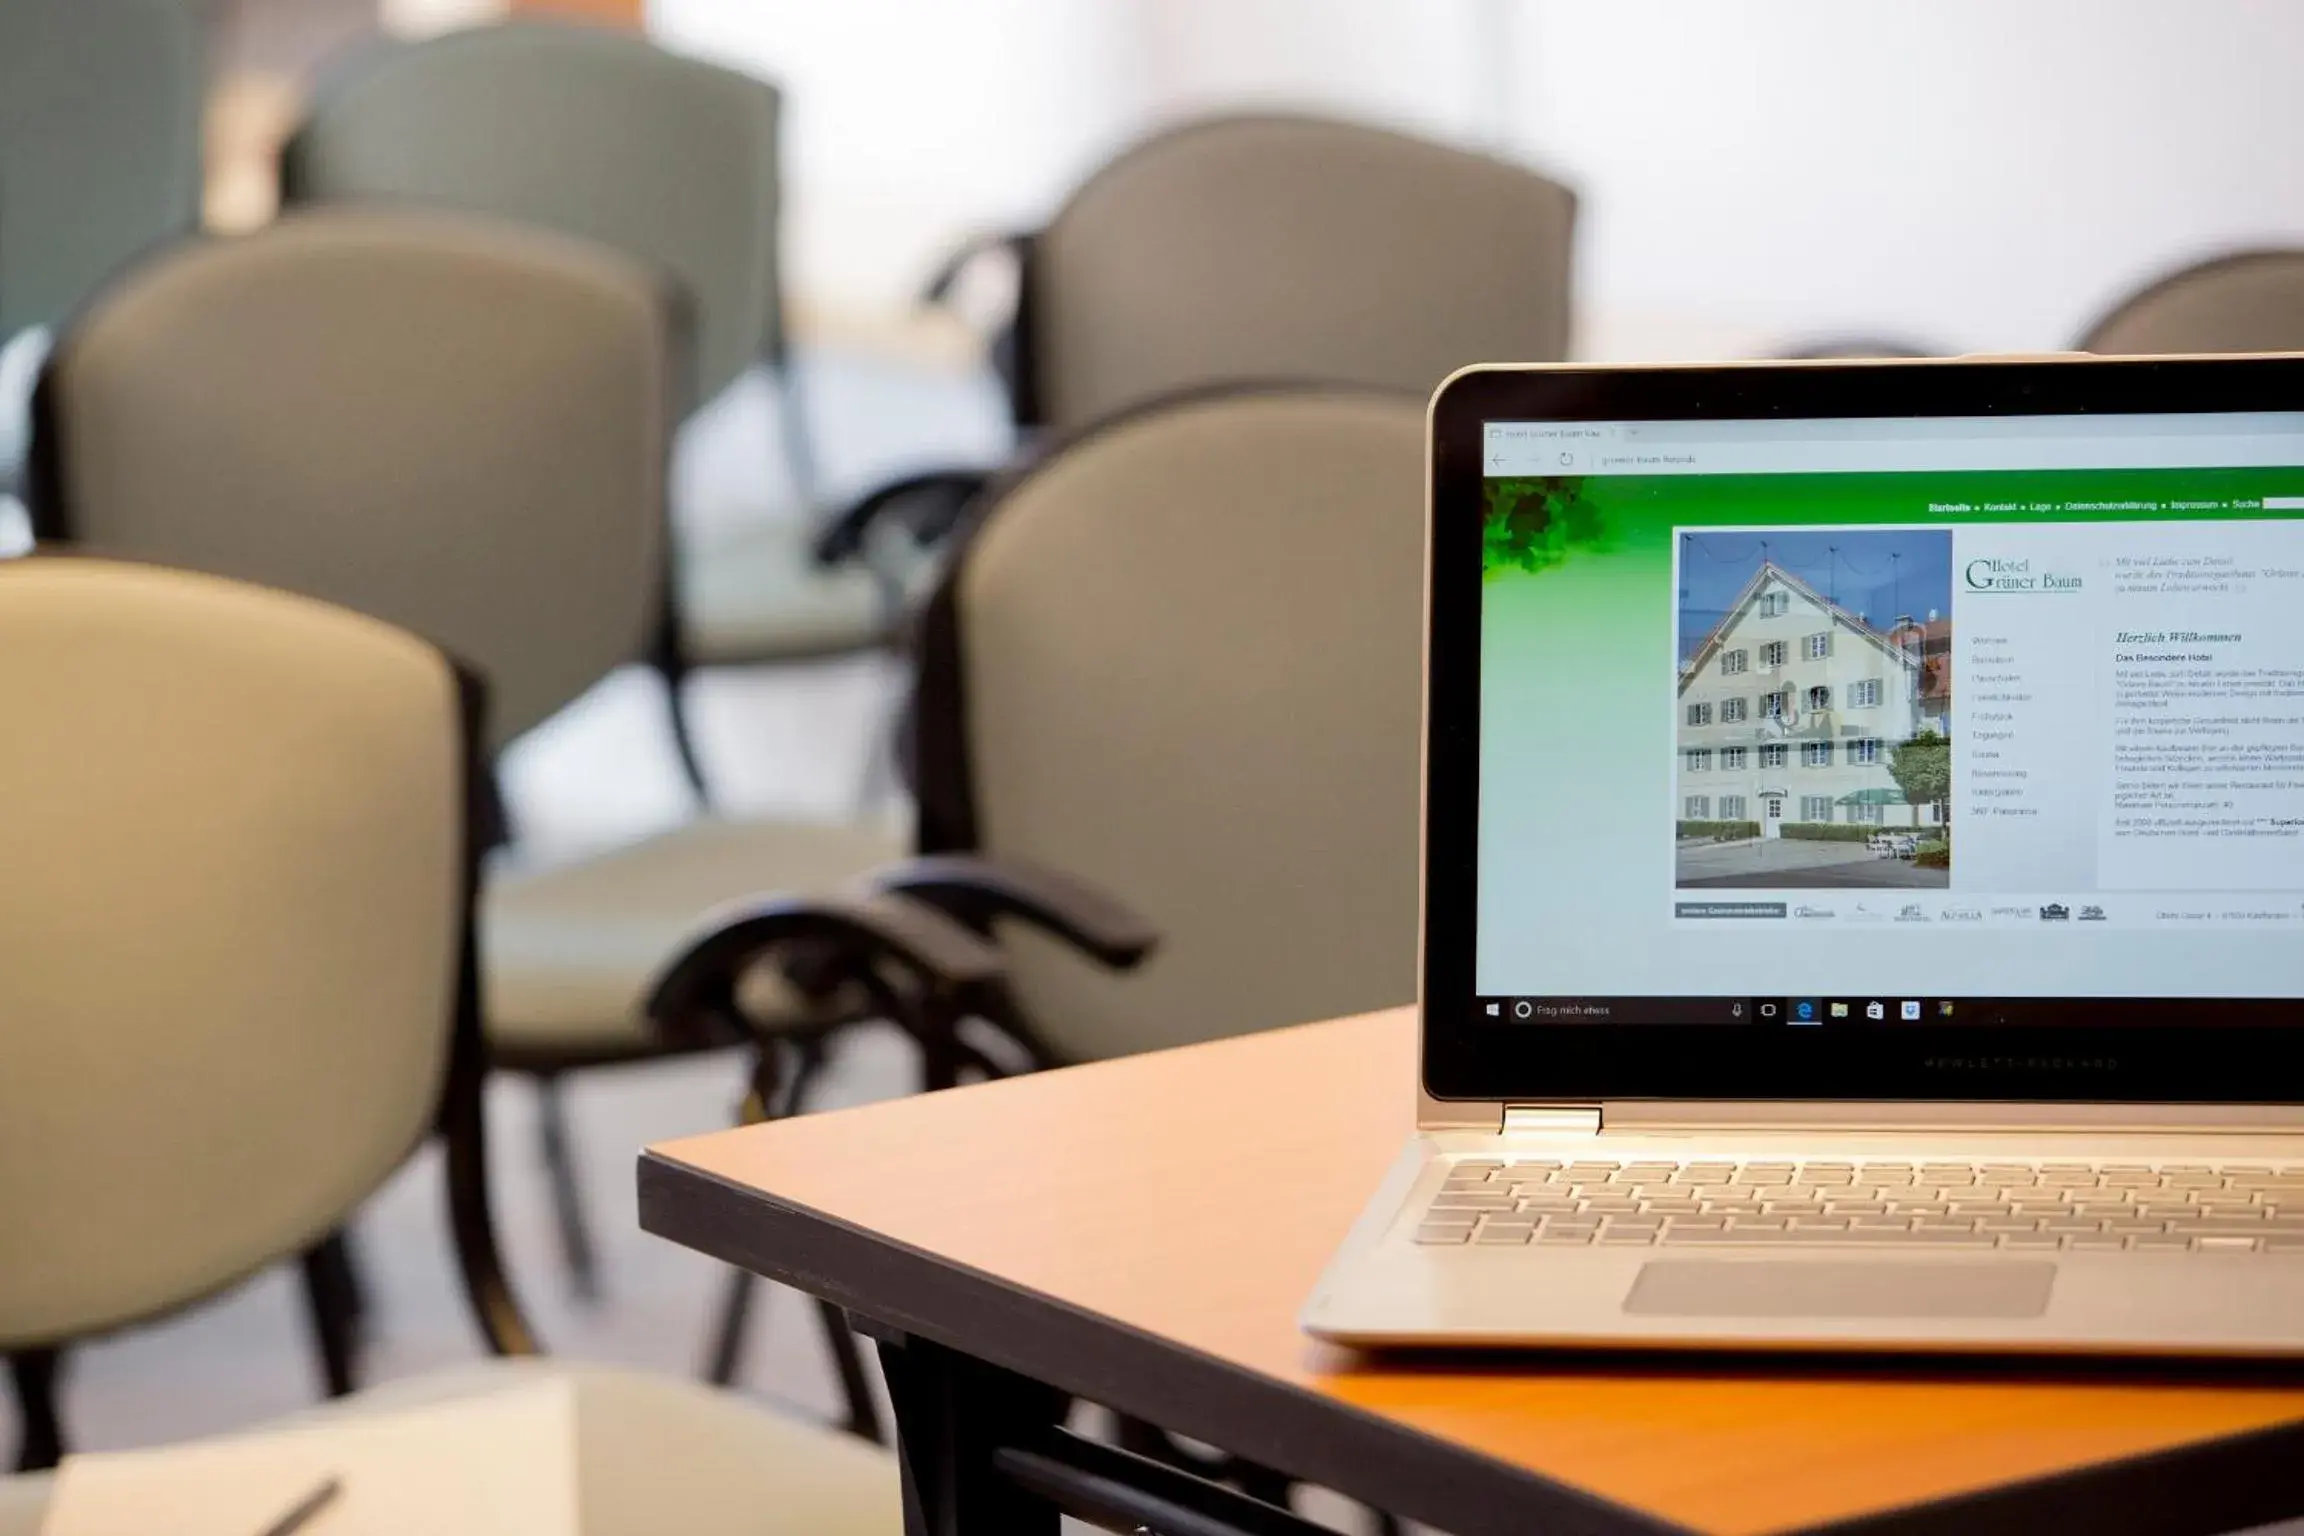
{"left": 1503, "top": 1104, "right": 1604, "bottom": 1136}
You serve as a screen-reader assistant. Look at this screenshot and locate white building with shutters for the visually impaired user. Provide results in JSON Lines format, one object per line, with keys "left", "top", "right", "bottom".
{"left": 1675, "top": 562, "right": 1942, "bottom": 835}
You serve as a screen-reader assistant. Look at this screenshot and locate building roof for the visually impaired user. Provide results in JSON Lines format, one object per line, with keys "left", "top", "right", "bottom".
{"left": 1678, "top": 560, "right": 1920, "bottom": 690}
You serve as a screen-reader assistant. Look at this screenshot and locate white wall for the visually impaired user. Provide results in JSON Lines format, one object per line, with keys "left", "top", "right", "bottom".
{"left": 651, "top": 0, "right": 1135, "bottom": 324}
{"left": 652, "top": 0, "right": 2304, "bottom": 360}
{"left": 1123, "top": 0, "right": 1495, "bottom": 146}
{"left": 1515, "top": 0, "right": 2304, "bottom": 357}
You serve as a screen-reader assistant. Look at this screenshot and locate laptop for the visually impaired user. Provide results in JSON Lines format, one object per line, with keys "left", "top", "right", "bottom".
{"left": 1303, "top": 355, "right": 2304, "bottom": 1354}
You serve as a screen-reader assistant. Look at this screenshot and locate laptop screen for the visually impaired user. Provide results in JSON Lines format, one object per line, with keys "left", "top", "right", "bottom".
{"left": 1474, "top": 409, "right": 2304, "bottom": 1032}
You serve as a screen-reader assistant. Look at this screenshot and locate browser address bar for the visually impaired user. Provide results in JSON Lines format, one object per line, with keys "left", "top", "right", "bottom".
{"left": 1488, "top": 436, "right": 2304, "bottom": 477}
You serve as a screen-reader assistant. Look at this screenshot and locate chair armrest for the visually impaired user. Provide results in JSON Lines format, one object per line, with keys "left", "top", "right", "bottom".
{"left": 812, "top": 467, "right": 992, "bottom": 566}
{"left": 919, "top": 229, "right": 1026, "bottom": 309}
{"left": 866, "top": 855, "right": 1159, "bottom": 970}
{"left": 646, "top": 892, "right": 1005, "bottom": 1038}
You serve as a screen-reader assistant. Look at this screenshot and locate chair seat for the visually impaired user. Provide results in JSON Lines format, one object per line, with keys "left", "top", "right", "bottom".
{"left": 483, "top": 815, "right": 909, "bottom": 1063}
{"left": 0, "top": 1360, "right": 901, "bottom": 1536}
{"left": 0, "top": 1471, "right": 46, "bottom": 1536}
{"left": 677, "top": 517, "right": 893, "bottom": 666}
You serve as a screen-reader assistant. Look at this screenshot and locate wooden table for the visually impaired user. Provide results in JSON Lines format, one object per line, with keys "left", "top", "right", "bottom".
{"left": 639, "top": 1010, "right": 2304, "bottom": 1535}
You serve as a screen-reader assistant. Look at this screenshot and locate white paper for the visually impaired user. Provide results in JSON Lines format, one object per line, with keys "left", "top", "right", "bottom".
{"left": 41, "top": 1376, "right": 579, "bottom": 1536}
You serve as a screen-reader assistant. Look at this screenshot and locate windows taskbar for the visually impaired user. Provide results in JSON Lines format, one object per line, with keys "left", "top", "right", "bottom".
{"left": 1475, "top": 996, "right": 2304, "bottom": 1027}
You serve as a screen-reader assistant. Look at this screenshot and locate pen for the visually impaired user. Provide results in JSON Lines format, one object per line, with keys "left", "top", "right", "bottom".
{"left": 255, "top": 1475, "right": 343, "bottom": 1536}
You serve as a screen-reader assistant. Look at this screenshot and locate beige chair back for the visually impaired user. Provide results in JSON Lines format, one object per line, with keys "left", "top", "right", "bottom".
{"left": 914, "top": 389, "right": 1427, "bottom": 1060}
{"left": 0, "top": 558, "right": 469, "bottom": 1348}
{"left": 284, "top": 20, "right": 784, "bottom": 409}
{"left": 1025, "top": 115, "right": 1574, "bottom": 431}
{"left": 29, "top": 208, "right": 678, "bottom": 749}
{"left": 2080, "top": 251, "right": 2304, "bottom": 355}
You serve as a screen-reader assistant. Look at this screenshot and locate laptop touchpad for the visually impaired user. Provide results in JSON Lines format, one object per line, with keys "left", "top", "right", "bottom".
{"left": 1624, "top": 1260, "right": 2055, "bottom": 1318}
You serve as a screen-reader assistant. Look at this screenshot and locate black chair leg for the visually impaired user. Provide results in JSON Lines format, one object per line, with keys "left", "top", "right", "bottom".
{"left": 658, "top": 657, "right": 713, "bottom": 807}
{"left": 1233, "top": 1459, "right": 1294, "bottom": 1511}
{"left": 7, "top": 1347, "right": 63, "bottom": 1473}
{"left": 705, "top": 1263, "right": 759, "bottom": 1388}
{"left": 815, "top": 1297, "right": 885, "bottom": 1443}
{"left": 787, "top": 1031, "right": 893, "bottom": 1446}
{"left": 298, "top": 1232, "right": 363, "bottom": 1398}
{"left": 705, "top": 1033, "right": 890, "bottom": 1451}
{"left": 770, "top": 354, "right": 824, "bottom": 513}
{"left": 534, "top": 1074, "right": 601, "bottom": 1304}
{"left": 1370, "top": 1511, "right": 1404, "bottom": 1535}
{"left": 788, "top": 1036, "right": 884, "bottom": 1442}
{"left": 703, "top": 1038, "right": 789, "bottom": 1388}
{"left": 330, "top": 1225, "right": 372, "bottom": 1333}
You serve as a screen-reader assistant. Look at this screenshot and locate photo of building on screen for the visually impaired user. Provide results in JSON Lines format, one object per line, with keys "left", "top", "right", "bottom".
{"left": 1675, "top": 529, "right": 1951, "bottom": 889}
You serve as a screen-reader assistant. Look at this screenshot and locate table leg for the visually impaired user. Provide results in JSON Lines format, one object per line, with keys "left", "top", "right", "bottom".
{"left": 872, "top": 1329, "right": 1347, "bottom": 1536}
{"left": 876, "top": 1333, "right": 1066, "bottom": 1534}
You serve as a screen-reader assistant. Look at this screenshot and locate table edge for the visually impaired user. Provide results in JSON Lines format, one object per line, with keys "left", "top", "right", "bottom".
{"left": 1779, "top": 1409, "right": 2304, "bottom": 1536}
{"left": 636, "top": 1148, "right": 1687, "bottom": 1536}
{"left": 640, "top": 1145, "right": 2304, "bottom": 1536}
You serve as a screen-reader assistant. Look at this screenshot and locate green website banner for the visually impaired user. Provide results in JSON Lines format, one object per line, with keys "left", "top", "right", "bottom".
{"left": 1482, "top": 465, "right": 2304, "bottom": 584}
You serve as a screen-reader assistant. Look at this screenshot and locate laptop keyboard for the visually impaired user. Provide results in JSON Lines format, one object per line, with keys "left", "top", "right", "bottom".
{"left": 1417, "top": 1157, "right": 2304, "bottom": 1254}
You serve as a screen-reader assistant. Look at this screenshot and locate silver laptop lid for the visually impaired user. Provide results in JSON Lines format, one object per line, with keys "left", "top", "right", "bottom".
{"left": 1421, "top": 358, "right": 2304, "bottom": 1121}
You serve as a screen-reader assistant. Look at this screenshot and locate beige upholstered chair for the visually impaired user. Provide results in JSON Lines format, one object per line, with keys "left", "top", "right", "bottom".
{"left": 2079, "top": 250, "right": 2304, "bottom": 355}
{"left": 819, "top": 112, "right": 1573, "bottom": 560}
{"left": 26, "top": 210, "right": 909, "bottom": 1338}
{"left": 0, "top": 557, "right": 901, "bottom": 1533}
{"left": 281, "top": 19, "right": 905, "bottom": 789}
{"left": 691, "top": 392, "right": 1425, "bottom": 1468}
{"left": 900, "top": 388, "right": 1428, "bottom": 1054}
{"left": 30, "top": 208, "right": 673, "bottom": 754}
{"left": 1023, "top": 117, "right": 1575, "bottom": 431}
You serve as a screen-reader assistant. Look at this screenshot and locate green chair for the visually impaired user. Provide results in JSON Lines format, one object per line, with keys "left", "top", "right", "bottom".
{"left": 280, "top": 19, "right": 912, "bottom": 795}
{"left": 0, "top": 0, "right": 204, "bottom": 501}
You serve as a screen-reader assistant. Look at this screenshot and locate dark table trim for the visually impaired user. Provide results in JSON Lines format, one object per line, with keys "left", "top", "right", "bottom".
{"left": 640, "top": 1151, "right": 2304, "bottom": 1536}
{"left": 639, "top": 1152, "right": 1684, "bottom": 1536}
{"left": 1787, "top": 1411, "right": 2304, "bottom": 1536}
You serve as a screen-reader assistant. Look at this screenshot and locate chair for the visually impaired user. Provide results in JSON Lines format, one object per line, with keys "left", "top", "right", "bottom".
{"left": 278, "top": 19, "right": 905, "bottom": 795}
{"left": 2078, "top": 250, "right": 2304, "bottom": 355}
{"left": 1771, "top": 336, "right": 1943, "bottom": 359}
{"left": 0, "top": 0, "right": 204, "bottom": 500}
{"left": 818, "top": 114, "right": 1575, "bottom": 560}
{"left": 896, "top": 387, "right": 1429, "bottom": 1054}
{"left": 676, "top": 389, "right": 1425, "bottom": 1528}
{"left": 0, "top": 556, "right": 910, "bottom": 1533}
{"left": 25, "top": 210, "right": 913, "bottom": 1423}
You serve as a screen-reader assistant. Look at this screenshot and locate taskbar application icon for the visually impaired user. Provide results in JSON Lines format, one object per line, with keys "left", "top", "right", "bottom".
{"left": 1764, "top": 998, "right": 1960, "bottom": 1026}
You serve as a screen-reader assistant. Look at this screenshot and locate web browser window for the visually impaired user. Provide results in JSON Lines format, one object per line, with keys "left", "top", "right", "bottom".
{"left": 1475, "top": 412, "right": 2304, "bottom": 1017}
